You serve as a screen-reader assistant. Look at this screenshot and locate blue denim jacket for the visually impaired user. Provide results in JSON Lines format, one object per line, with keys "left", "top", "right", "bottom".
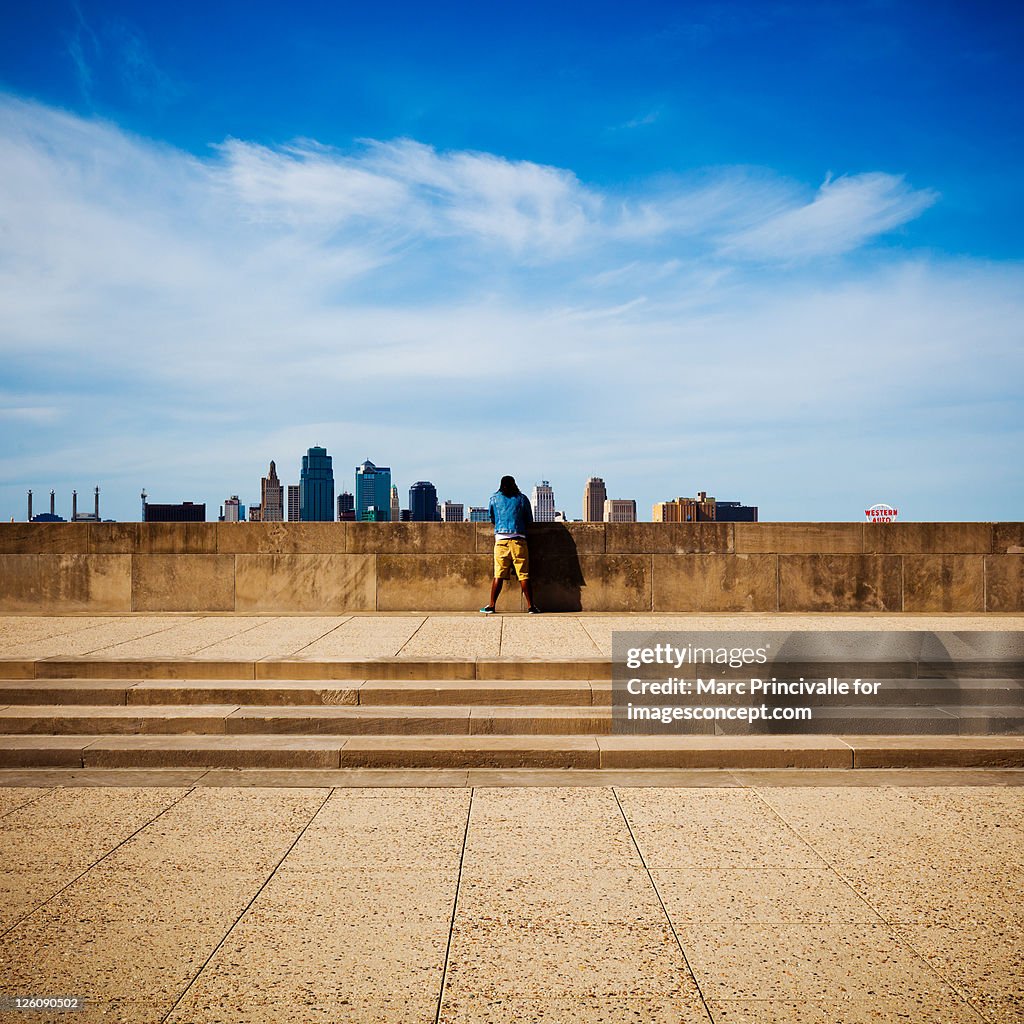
{"left": 488, "top": 492, "right": 533, "bottom": 535}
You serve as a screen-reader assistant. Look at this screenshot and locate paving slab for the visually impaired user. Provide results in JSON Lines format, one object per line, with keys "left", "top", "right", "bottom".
{"left": 0, "top": 616, "right": 186, "bottom": 659}
{"left": 293, "top": 615, "right": 425, "bottom": 658}
{"left": 676, "top": 922, "right": 970, "bottom": 1004}
{"left": 189, "top": 615, "right": 350, "bottom": 659}
{"left": 82, "top": 616, "right": 275, "bottom": 658}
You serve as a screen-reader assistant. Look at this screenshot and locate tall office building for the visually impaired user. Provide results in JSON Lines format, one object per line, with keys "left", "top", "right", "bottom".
{"left": 287, "top": 485, "right": 300, "bottom": 522}
{"left": 355, "top": 461, "right": 392, "bottom": 522}
{"left": 440, "top": 500, "right": 464, "bottom": 522}
{"left": 409, "top": 481, "right": 440, "bottom": 522}
{"left": 260, "top": 461, "right": 284, "bottom": 522}
{"left": 583, "top": 477, "right": 607, "bottom": 522}
{"left": 467, "top": 507, "right": 489, "bottom": 522}
{"left": 531, "top": 481, "right": 557, "bottom": 522}
{"left": 299, "top": 446, "right": 335, "bottom": 522}
{"left": 249, "top": 504, "right": 263, "bottom": 522}
{"left": 222, "top": 496, "right": 245, "bottom": 522}
{"left": 337, "top": 491, "right": 355, "bottom": 521}
{"left": 603, "top": 498, "right": 637, "bottom": 523}
{"left": 390, "top": 485, "right": 400, "bottom": 524}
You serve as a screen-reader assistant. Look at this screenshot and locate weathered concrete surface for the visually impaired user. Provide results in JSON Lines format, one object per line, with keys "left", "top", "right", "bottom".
{"left": 1, "top": 522, "right": 1021, "bottom": 612}
{"left": 0, "top": 784, "right": 1020, "bottom": 1022}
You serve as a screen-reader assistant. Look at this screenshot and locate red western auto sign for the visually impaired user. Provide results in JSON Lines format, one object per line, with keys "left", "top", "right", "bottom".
{"left": 865, "top": 503, "right": 899, "bottom": 523}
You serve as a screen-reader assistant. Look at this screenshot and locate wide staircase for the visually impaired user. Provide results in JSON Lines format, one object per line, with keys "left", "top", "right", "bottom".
{"left": 1, "top": 655, "right": 1023, "bottom": 771}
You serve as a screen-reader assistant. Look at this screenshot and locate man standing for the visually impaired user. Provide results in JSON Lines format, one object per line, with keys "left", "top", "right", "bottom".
{"left": 480, "top": 475, "right": 540, "bottom": 614}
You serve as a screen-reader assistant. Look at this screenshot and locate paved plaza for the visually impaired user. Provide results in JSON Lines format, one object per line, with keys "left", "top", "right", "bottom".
{"left": 0, "top": 778, "right": 1022, "bottom": 1023}
{"left": 3, "top": 613, "right": 1024, "bottom": 663}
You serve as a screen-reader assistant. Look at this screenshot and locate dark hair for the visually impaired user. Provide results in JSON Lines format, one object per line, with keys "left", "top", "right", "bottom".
{"left": 499, "top": 475, "right": 520, "bottom": 498}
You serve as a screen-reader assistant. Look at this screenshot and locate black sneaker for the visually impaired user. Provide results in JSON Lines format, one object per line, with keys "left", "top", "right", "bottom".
{"left": 527, "top": 606, "right": 541, "bottom": 614}
{"left": 480, "top": 606, "right": 495, "bottom": 614}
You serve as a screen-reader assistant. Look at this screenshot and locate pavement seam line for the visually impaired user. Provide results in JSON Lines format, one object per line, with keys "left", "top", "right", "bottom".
{"left": 612, "top": 787, "right": 715, "bottom": 1023}
{"left": 0, "top": 617, "right": 113, "bottom": 653}
{"left": 0, "top": 785, "right": 59, "bottom": 821}
{"left": 396, "top": 615, "right": 430, "bottom": 657}
{"left": 434, "top": 786, "right": 473, "bottom": 1024}
{"left": 575, "top": 616, "right": 604, "bottom": 657}
{"left": 288, "top": 616, "right": 354, "bottom": 656}
{"left": 0, "top": 783, "right": 197, "bottom": 941}
{"left": 159, "top": 786, "right": 335, "bottom": 1024}
{"left": 79, "top": 617, "right": 199, "bottom": 657}
{"left": 187, "top": 615, "right": 277, "bottom": 657}
{"left": 748, "top": 787, "right": 994, "bottom": 1022}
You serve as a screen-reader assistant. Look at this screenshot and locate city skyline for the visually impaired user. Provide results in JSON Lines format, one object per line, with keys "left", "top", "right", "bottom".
{"left": 1, "top": 3, "right": 1022, "bottom": 524}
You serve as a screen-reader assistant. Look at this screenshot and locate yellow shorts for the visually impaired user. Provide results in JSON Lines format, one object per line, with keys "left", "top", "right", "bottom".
{"left": 493, "top": 538, "right": 530, "bottom": 581}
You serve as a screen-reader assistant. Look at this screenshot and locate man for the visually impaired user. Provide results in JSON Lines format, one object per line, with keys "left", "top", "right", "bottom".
{"left": 480, "top": 475, "right": 540, "bottom": 614}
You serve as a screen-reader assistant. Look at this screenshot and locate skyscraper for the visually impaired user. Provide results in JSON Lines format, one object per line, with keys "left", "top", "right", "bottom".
{"left": 287, "top": 485, "right": 300, "bottom": 522}
{"left": 222, "top": 495, "right": 245, "bottom": 522}
{"left": 467, "top": 506, "right": 490, "bottom": 522}
{"left": 299, "top": 446, "right": 335, "bottom": 522}
{"left": 531, "top": 481, "right": 556, "bottom": 522}
{"left": 583, "top": 477, "right": 607, "bottom": 522}
{"left": 390, "top": 485, "right": 400, "bottom": 524}
{"left": 409, "top": 481, "right": 440, "bottom": 521}
{"left": 261, "top": 460, "right": 284, "bottom": 522}
{"left": 337, "top": 491, "right": 355, "bottom": 521}
{"left": 440, "top": 500, "right": 464, "bottom": 522}
{"left": 355, "top": 461, "right": 392, "bottom": 522}
{"left": 603, "top": 498, "right": 637, "bottom": 523}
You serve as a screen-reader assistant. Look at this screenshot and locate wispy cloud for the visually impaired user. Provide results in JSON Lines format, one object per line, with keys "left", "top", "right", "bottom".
{"left": 64, "top": 7, "right": 181, "bottom": 110}
{"left": 0, "top": 93, "right": 1019, "bottom": 521}
{"left": 721, "top": 173, "right": 939, "bottom": 261}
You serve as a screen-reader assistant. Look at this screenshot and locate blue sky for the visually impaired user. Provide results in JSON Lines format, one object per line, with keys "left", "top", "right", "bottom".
{"left": 1, "top": 0, "right": 1022, "bottom": 522}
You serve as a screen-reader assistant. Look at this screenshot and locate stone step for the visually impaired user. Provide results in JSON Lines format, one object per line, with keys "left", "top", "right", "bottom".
{"left": 0, "top": 658, "right": 612, "bottom": 681}
{"left": 0, "top": 705, "right": 611, "bottom": 736}
{"left": 0, "top": 703, "right": 1020, "bottom": 737}
{"left": 0, "top": 679, "right": 602, "bottom": 707}
{"left": 0, "top": 734, "right": 1022, "bottom": 770}
{"left": 3, "top": 677, "right": 1021, "bottom": 708}
{"left": 4, "top": 655, "right": 1023, "bottom": 682}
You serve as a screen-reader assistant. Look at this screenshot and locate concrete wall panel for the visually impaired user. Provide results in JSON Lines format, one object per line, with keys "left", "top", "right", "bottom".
{"left": 376, "top": 554, "right": 492, "bottom": 611}
{"left": 735, "top": 523, "right": 863, "bottom": 554}
{"left": 985, "top": 555, "right": 1024, "bottom": 613}
{"left": 864, "top": 522, "right": 993, "bottom": 554}
{"left": 348, "top": 522, "right": 476, "bottom": 554}
{"left": 779, "top": 554, "right": 903, "bottom": 612}
{"left": 234, "top": 554, "right": 374, "bottom": 613}
{"left": 216, "top": 522, "right": 347, "bottom": 554}
{"left": 605, "top": 522, "right": 732, "bottom": 554}
{"left": 652, "top": 554, "right": 777, "bottom": 612}
{"left": 903, "top": 555, "right": 985, "bottom": 613}
{"left": 132, "top": 554, "right": 235, "bottom": 612}
{"left": 39, "top": 554, "right": 131, "bottom": 612}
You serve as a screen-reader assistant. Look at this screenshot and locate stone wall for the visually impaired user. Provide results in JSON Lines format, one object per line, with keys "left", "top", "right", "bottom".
{"left": 0, "top": 522, "right": 1022, "bottom": 613}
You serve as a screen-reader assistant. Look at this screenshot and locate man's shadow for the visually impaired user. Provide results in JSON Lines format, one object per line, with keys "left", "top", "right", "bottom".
{"left": 528, "top": 524, "right": 584, "bottom": 612}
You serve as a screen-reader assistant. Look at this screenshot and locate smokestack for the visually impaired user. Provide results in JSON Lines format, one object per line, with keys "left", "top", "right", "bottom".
{"left": 49, "top": 490, "right": 55, "bottom": 516}
{"left": 95, "top": 486, "right": 100, "bottom": 519}
{"left": 27, "top": 490, "right": 32, "bottom": 522}
{"left": 72, "top": 490, "right": 78, "bottom": 520}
